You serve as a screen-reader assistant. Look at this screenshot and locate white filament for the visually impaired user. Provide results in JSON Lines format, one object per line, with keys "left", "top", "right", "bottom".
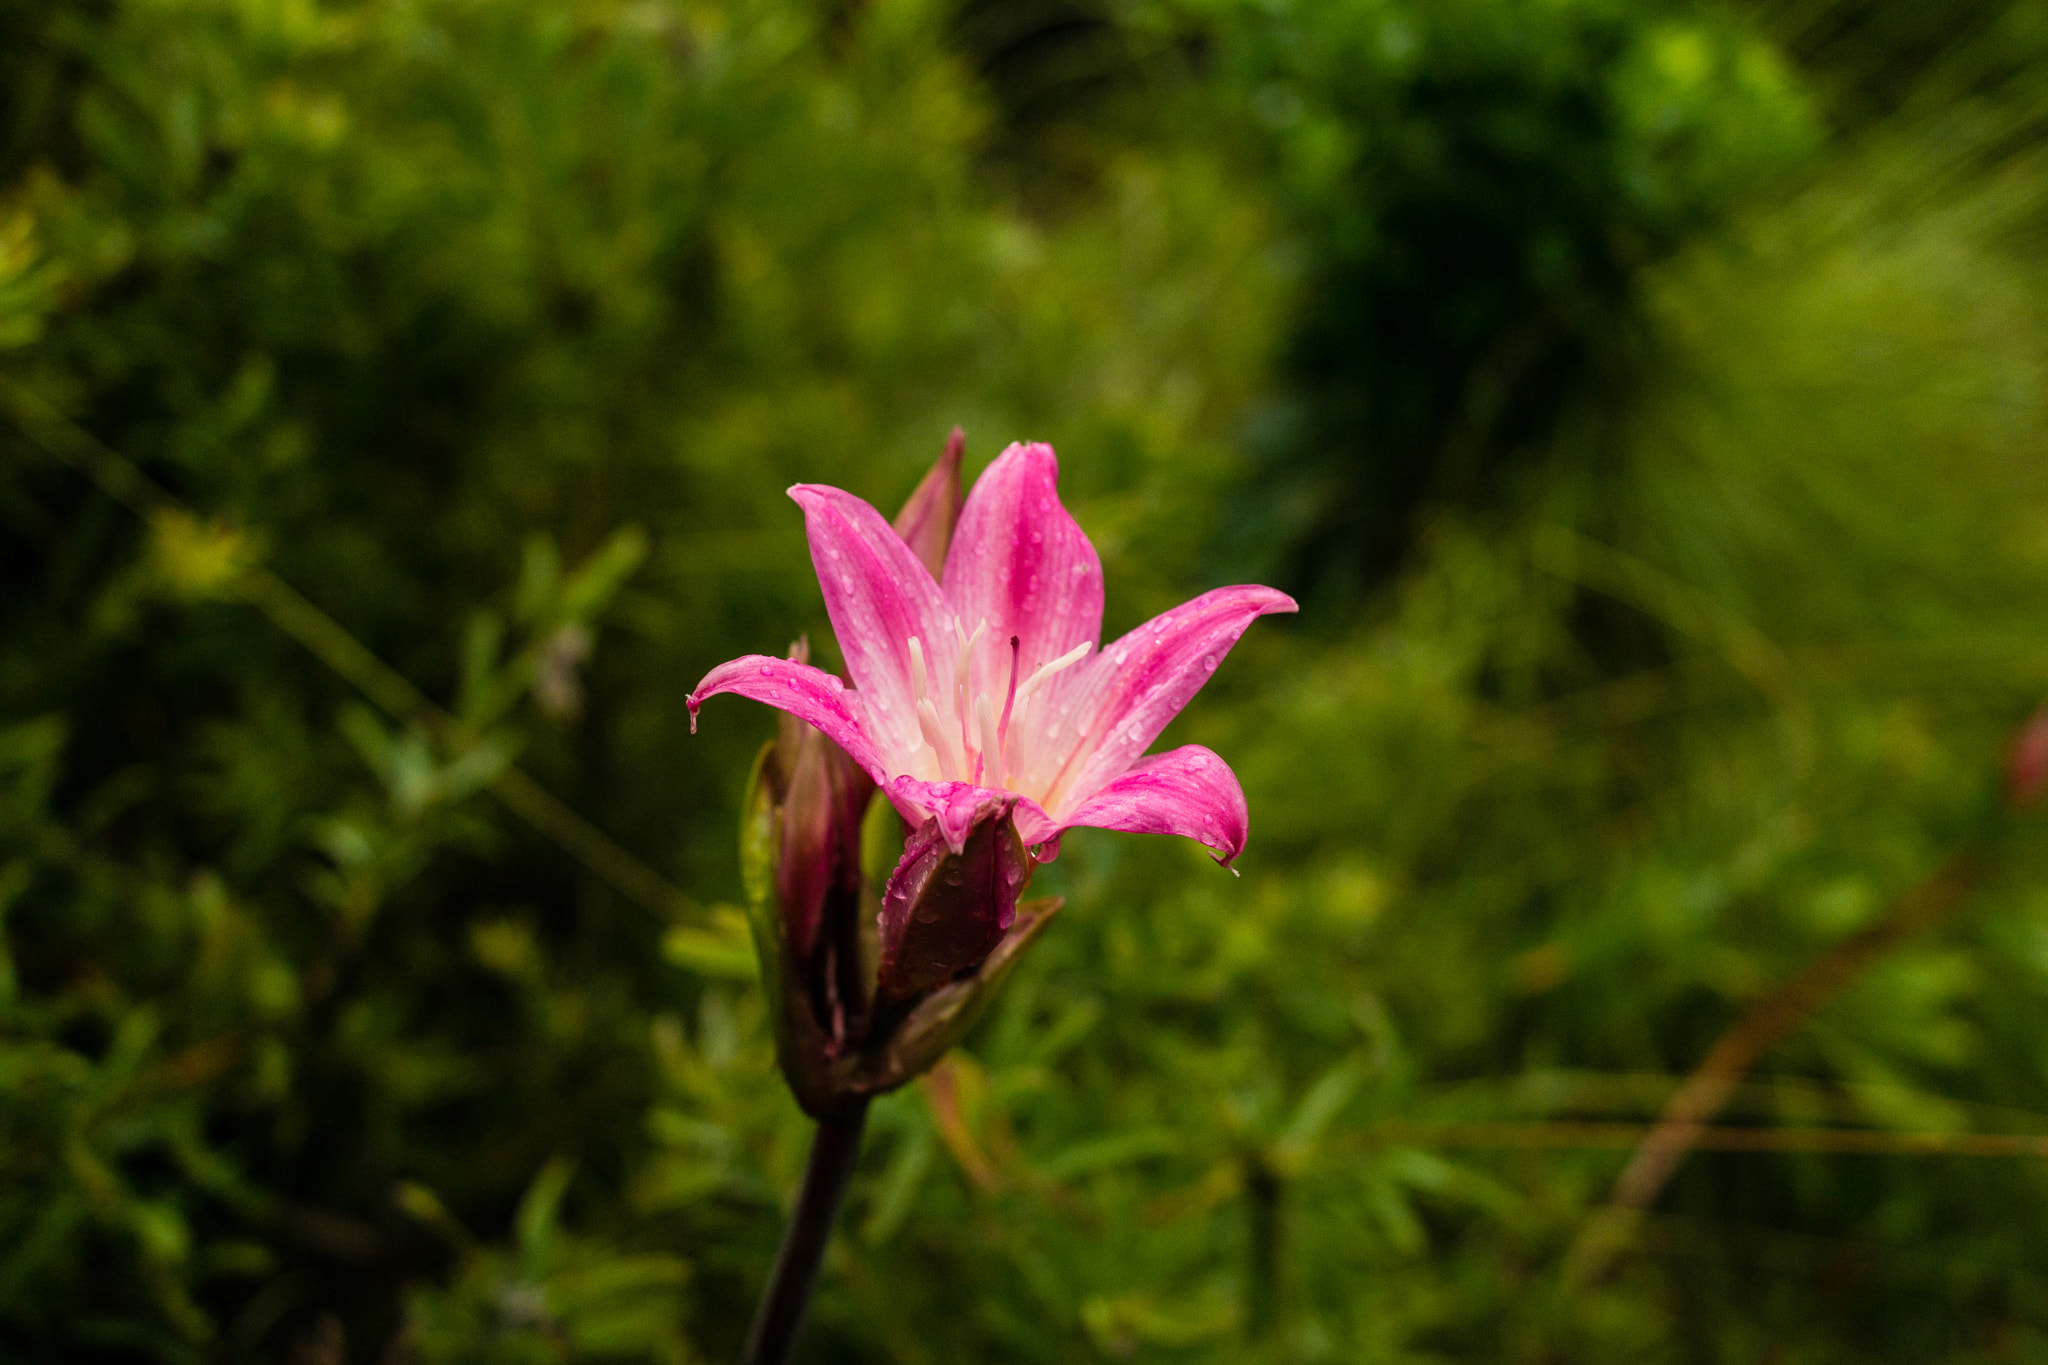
{"left": 900, "top": 621, "right": 1096, "bottom": 802}
{"left": 907, "top": 635, "right": 929, "bottom": 702}
{"left": 1015, "top": 640, "right": 1090, "bottom": 701}
{"left": 976, "top": 695, "right": 1004, "bottom": 787}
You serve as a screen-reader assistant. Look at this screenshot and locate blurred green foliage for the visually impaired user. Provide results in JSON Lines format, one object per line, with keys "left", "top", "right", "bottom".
{"left": 5, "top": 0, "right": 2048, "bottom": 1360}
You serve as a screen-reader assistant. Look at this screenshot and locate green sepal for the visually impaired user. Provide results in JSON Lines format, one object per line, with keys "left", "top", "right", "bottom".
{"left": 860, "top": 791, "right": 907, "bottom": 886}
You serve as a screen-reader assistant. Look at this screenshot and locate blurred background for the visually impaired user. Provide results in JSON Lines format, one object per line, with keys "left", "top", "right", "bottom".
{"left": 6, "top": 0, "right": 2048, "bottom": 1358}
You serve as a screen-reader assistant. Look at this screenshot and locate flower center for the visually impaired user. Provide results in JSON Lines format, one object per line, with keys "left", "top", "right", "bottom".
{"left": 906, "top": 626, "right": 1089, "bottom": 797}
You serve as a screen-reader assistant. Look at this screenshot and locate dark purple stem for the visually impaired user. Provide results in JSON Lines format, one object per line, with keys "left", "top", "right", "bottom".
{"left": 739, "top": 1098, "right": 870, "bottom": 1365}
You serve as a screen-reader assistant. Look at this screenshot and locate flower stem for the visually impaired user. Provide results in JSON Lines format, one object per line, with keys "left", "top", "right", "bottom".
{"left": 741, "top": 1097, "right": 871, "bottom": 1365}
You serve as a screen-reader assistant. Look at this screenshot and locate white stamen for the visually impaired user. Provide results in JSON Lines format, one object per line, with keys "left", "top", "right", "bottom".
{"left": 1015, "top": 641, "right": 1090, "bottom": 700}
{"left": 951, "top": 620, "right": 987, "bottom": 768}
{"left": 908, "top": 635, "right": 929, "bottom": 703}
{"left": 907, "top": 637, "right": 943, "bottom": 777}
{"left": 955, "top": 619, "right": 986, "bottom": 703}
{"left": 977, "top": 695, "right": 1004, "bottom": 788}
{"left": 919, "top": 697, "right": 962, "bottom": 781}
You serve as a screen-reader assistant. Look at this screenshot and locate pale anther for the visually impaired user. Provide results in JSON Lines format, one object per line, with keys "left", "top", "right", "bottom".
{"left": 1015, "top": 640, "right": 1090, "bottom": 700}
{"left": 918, "top": 696, "right": 961, "bottom": 781}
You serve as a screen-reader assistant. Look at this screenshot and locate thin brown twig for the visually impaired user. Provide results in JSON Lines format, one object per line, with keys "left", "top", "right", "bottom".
{"left": 1, "top": 375, "right": 698, "bottom": 926}
{"left": 1367, "top": 1120, "right": 2048, "bottom": 1157}
{"left": 1564, "top": 850, "right": 1981, "bottom": 1284}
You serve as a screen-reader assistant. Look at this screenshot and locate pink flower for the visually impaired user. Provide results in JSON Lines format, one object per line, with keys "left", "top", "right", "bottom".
{"left": 689, "top": 441, "right": 1297, "bottom": 868}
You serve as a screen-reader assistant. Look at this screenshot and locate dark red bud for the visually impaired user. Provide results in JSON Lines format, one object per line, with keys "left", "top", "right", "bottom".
{"left": 2007, "top": 705, "right": 2048, "bottom": 811}
{"left": 892, "top": 427, "right": 965, "bottom": 579}
{"left": 773, "top": 638, "right": 876, "bottom": 959}
{"left": 876, "top": 799, "right": 1028, "bottom": 999}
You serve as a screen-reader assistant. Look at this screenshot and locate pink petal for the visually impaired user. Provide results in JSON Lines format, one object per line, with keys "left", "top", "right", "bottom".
{"left": 1053, "top": 584, "right": 1297, "bottom": 811}
{"left": 687, "top": 655, "right": 889, "bottom": 783}
{"left": 1057, "top": 745, "right": 1251, "bottom": 867}
{"left": 790, "top": 483, "right": 959, "bottom": 768}
{"left": 887, "top": 776, "right": 1058, "bottom": 852}
{"left": 941, "top": 442, "right": 1104, "bottom": 699}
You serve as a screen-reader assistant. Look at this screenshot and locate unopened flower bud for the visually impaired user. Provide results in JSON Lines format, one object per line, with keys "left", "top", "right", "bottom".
{"left": 892, "top": 427, "right": 964, "bottom": 579}
{"left": 774, "top": 708, "right": 875, "bottom": 961}
{"left": 877, "top": 798, "right": 1029, "bottom": 1000}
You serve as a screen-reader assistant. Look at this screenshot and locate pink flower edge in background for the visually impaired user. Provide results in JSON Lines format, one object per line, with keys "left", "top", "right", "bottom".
{"left": 689, "top": 441, "right": 1297, "bottom": 869}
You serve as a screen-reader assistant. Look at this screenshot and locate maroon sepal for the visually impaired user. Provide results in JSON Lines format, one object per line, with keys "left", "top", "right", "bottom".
{"left": 876, "top": 800, "right": 1027, "bottom": 1000}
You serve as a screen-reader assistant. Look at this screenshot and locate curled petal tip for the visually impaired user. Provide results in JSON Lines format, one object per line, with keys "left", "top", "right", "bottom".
{"left": 1240, "top": 585, "right": 1299, "bottom": 617}
{"left": 687, "top": 655, "right": 890, "bottom": 782}
{"left": 1057, "top": 745, "right": 1250, "bottom": 870}
{"left": 686, "top": 695, "right": 701, "bottom": 733}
